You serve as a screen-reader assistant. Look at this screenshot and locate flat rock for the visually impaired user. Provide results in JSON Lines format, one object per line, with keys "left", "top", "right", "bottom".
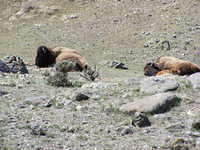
{"left": 120, "top": 93, "right": 182, "bottom": 114}
{"left": 140, "top": 76, "right": 179, "bottom": 95}
{"left": 24, "top": 96, "right": 50, "bottom": 107}
{"left": 187, "top": 73, "right": 200, "bottom": 89}
{"left": 81, "top": 82, "right": 119, "bottom": 90}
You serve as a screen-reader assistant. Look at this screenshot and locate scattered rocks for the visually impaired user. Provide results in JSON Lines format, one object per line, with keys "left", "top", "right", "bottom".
{"left": 120, "top": 93, "right": 182, "bottom": 114}
{"left": 140, "top": 76, "right": 179, "bottom": 95}
{"left": 1, "top": 56, "right": 28, "bottom": 74}
{"left": 132, "top": 112, "right": 151, "bottom": 128}
{"left": 16, "top": 1, "right": 60, "bottom": 18}
{"left": 187, "top": 73, "right": 200, "bottom": 90}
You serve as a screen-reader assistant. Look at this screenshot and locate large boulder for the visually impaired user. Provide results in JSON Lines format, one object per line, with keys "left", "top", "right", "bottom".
{"left": 140, "top": 76, "right": 179, "bottom": 95}
{"left": 120, "top": 93, "right": 182, "bottom": 114}
{"left": 187, "top": 72, "right": 200, "bottom": 89}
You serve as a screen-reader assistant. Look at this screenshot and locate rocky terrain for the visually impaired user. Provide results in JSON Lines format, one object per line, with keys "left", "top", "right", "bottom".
{"left": 0, "top": 0, "right": 200, "bottom": 149}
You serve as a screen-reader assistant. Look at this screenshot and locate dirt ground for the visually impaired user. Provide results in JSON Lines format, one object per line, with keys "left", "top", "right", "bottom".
{"left": 0, "top": 0, "right": 200, "bottom": 149}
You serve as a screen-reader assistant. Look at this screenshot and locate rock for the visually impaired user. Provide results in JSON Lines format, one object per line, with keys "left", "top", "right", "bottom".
{"left": 42, "top": 6, "right": 60, "bottom": 16}
{"left": 30, "top": 125, "right": 48, "bottom": 136}
{"left": 0, "top": 90, "right": 8, "bottom": 96}
{"left": 51, "top": 96, "right": 74, "bottom": 109}
{"left": 144, "top": 43, "right": 149, "bottom": 48}
{"left": 82, "top": 82, "right": 119, "bottom": 90}
{"left": 161, "top": 40, "right": 170, "bottom": 50}
{"left": 170, "top": 138, "right": 193, "bottom": 150}
{"left": 120, "top": 93, "right": 182, "bottom": 114}
{"left": 21, "top": 0, "right": 39, "bottom": 13}
{"left": 140, "top": 76, "right": 179, "bottom": 95}
{"left": 67, "top": 14, "right": 79, "bottom": 19}
{"left": 187, "top": 73, "right": 200, "bottom": 89}
{"left": 74, "top": 88, "right": 104, "bottom": 100}
{"left": 75, "top": 105, "right": 88, "bottom": 111}
{"left": 109, "top": 61, "right": 128, "bottom": 70}
{"left": 191, "top": 120, "right": 200, "bottom": 131}
{"left": 132, "top": 112, "right": 151, "bottom": 127}
{"left": 1, "top": 56, "right": 28, "bottom": 74}
{"left": 0, "top": 60, "right": 10, "bottom": 73}
{"left": 71, "top": 92, "right": 90, "bottom": 101}
{"left": 187, "top": 106, "right": 200, "bottom": 117}
{"left": 24, "top": 96, "right": 51, "bottom": 107}
{"left": 120, "top": 127, "right": 134, "bottom": 136}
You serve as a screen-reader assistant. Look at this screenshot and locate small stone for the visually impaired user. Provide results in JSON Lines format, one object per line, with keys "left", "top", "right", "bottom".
{"left": 120, "top": 127, "right": 134, "bottom": 136}
{"left": 191, "top": 121, "right": 200, "bottom": 131}
{"left": 67, "top": 14, "right": 79, "bottom": 19}
{"left": 144, "top": 43, "right": 149, "bottom": 48}
{"left": 155, "top": 39, "right": 160, "bottom": 43}
{"left": 132, "top": 112, "right": 151, "bottom": 127}
{"left": 172, "top": 34, "right": 177, "bottom": 38}
{"left": 0, "top": 90, "right": 8, "bottom": 97}
{"left": 76, "top": 105, "right": 88, "bottom": 111}
{"left": 110, "top": 61, "right": 128, "bottom": 70}
{"left": 30, "top": 125, "right": 48, "bottom": 136}
{"left": 161, "top": 40, "right": 170, "bottom": 50}
{"left": 72, "top": 92, "right": 90, "bottom": 101}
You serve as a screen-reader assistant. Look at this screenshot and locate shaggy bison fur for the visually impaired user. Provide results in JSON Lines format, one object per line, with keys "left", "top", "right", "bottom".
{"left": 144, "top": 56, "right": 200, "bottom": 76}
{"left": 35, "top": 46, "right": 88, "bottom": 71}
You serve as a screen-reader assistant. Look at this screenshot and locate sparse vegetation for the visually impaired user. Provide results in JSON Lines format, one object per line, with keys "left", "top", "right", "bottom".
{"left": 0, "top": 0, "right": 200, "bottom": 149}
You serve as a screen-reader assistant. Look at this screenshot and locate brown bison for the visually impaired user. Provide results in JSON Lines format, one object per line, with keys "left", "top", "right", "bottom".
{"left": 35, "top": 46, "right": 88, "bottom": 71}
{"left": 144, "top": 56, "right": 200, "bottom": 76}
